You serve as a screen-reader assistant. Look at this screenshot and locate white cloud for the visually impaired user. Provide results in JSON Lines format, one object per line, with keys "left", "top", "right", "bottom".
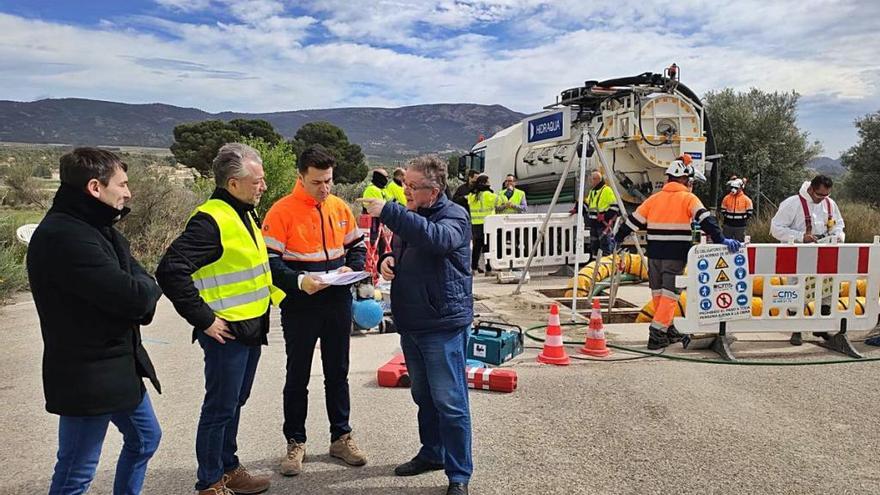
{"left": 0, "top": 0, "right": 878, "bottom": 155}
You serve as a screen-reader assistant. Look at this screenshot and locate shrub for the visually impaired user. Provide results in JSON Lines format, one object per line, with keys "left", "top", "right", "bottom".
{"left": 1, "top": 162, "right": 49, "bottom": 208}
{"left": 241, "top": 137, "right": 298, "bottom": 219}
{"left": 117, "top": 163, "right": 209, "bottom": 271}
{"left": 0, "top": 209, "right": 43, "bottom": 301}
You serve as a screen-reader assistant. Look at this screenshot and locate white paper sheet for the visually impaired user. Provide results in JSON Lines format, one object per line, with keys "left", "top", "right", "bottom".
{"left": 314, "top": 270, "right": 371, "bottom": 286}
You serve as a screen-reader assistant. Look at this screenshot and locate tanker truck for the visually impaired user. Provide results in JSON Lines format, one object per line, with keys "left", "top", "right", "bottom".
{"left": 460, "top": 65, "right": 720, "bottom": 209}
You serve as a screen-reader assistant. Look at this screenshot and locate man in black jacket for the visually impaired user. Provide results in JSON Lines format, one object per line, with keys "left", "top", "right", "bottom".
{"left": 157, "top": 143, "right": 274, "bottom": 495}
{"left": 28, "top": 148, "right": 163, "bottom": 494}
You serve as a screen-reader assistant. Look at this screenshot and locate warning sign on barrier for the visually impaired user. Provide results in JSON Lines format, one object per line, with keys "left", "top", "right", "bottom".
{"left": 692, "top": 244, "right": 752, "bottom": 323}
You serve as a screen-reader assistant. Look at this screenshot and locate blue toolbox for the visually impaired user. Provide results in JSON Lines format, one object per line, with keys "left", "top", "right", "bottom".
{"left": 467, "top": 321, "right": 523, "bottom": 366}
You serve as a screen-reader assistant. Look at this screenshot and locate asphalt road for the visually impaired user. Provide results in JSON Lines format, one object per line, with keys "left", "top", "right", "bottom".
{"left": 2, "top": 294, "right": 880, "bottom": 495}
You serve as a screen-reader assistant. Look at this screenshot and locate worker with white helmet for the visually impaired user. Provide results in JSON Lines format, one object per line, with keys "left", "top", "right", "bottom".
{"left": 609, "top": 154, "right": 741, "bottom": 350}
{"left": 720, "top": 177, "right": 754, "bottom": 241}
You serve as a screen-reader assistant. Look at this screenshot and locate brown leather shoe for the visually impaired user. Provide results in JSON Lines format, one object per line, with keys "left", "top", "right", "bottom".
{"left": 280, "top": 440, "right": 305, "bottom": 476}
{"left": 223, "top": 465, "right": 270, "bottom": 495}
{"left": 197, "top": 475, "right": 234, "bottom": 495}
{"left": 329, "top": 433, "right": 367, "bottom": 466}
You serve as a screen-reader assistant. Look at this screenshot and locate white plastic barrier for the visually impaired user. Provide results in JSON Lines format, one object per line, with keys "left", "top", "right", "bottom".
{"left": 483, "top": 214, "right": 589, "bottom": 270}
{"left": 483, "top": 213, "right": 647, "bottom": 271}
{"left": 675, "top": 239, "right": 880, "bottom": 359}
{"left": 15, "top": 223, "right": 39, "bottom": 245}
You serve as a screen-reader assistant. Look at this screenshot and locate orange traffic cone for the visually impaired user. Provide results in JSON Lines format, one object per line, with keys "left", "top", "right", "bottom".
{"left": 537, "top": 303, "right": 570, "bottom": 365}
{"left": 580, "top": 297, "right": 611, "bottom": 357}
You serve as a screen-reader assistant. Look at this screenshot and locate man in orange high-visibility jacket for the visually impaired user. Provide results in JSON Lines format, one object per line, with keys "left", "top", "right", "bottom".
{"left": 262, "top": 145, "right": 368, "bottom": 476}
{"left": 612, "top": 155, "right": 741, "bottom": 350}
{"left": 720, "top": 177, "right": 753, "bottom": 241}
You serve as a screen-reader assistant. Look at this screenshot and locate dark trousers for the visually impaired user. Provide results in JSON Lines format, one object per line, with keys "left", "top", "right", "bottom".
{"left": 400, "top": 327, "right": 473, "bottom": 483}
{"left": 471, "top": 224, "right": 487, "bottom": 271}
{"left": 49, "top": 393, "right": 161, "bottom": 495}
{"left": 281, "top": 303, "right": 353, "bottom": 443}
{"left": 195, "top": 332, "right": 261, "bottom": 490}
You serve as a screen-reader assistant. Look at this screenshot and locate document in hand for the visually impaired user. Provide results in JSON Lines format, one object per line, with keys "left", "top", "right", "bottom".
{"left": 314, "top": 270, "right": 371, "bottom": 286}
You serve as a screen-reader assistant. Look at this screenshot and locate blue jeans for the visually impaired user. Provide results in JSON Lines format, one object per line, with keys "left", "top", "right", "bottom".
{"left": 400, "top": 327, "right": 473, "bottom": 484}
{"left": 49, "top": 392, "right": 161, "bottom": 495}
{"left": 195, "top": 332, "right": 261, "bottom": 490}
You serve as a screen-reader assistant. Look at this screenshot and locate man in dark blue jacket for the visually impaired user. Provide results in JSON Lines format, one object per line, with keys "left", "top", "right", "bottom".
{"left": 360, "top": 155, "right": 473, "bottom": 495}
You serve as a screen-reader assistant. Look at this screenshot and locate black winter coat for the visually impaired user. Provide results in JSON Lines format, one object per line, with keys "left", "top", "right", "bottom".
{"left": 28, "top": 184, "right": 162, "bottom": 416}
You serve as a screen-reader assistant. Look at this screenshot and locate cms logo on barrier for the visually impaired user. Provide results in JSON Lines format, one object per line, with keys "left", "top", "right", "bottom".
{"left": 772, "top": 289, "right": 800, "bottom": 304}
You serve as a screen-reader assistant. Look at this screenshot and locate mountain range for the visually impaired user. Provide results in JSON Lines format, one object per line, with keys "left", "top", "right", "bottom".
{"left": 0, "top": 98, "right": 526, "bottom": 161}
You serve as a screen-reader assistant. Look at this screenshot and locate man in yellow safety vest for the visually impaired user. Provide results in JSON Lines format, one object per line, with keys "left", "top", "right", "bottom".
{"left": 157, "top": 142, "right": 283, "bottom": 495}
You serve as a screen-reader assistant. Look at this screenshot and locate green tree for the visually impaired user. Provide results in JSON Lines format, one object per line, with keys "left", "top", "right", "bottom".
{"left": 289, "top": 121, "right": 367, "bottom": 184}
{"left": 230, "top": 119, "right": 282, "bottom": 144}
{"left": 242, "top": 137, "right": 298, "bottom": 218}
{"left": 841, "top": 110, "right": 880, "bottom": 205}
{"left": 170, "top": 119, "right": 283, "bottom": 176}
{"left": 704, "top": 88, "right": 821, "bottom": 205}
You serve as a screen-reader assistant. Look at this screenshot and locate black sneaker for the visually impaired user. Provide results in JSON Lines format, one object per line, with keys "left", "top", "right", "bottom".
{"left": 394, "top": 457, "right": 444, "bottom": 477}
{"left": 647, "top": 327, "right": 670, "bottom": 350}
{"left": 790, "top": 332, "right": 803, "bottom": 346}
{"left": 446, "top": 483, "right": 468, "bottom": 495}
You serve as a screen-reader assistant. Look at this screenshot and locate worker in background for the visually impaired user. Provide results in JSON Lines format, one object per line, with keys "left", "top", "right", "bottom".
{"left": 453, "top": 169, "right": 479, "bottom": 212}
{"left": 770, "top": 174, "right": 845, "bottom": 346}
{"left": 467, "top": 174, "right": 495, "bottom": 274}
{"left": 362, "top": 168, "right": 391, "bottom": 254}
{"left": 573, "top": 170, "right": 620, "bottom": 261}
{"left": 387, "top": 167, "right": 408, "bottom": 205}
{"left": 720, "top": 177, "right": 753, "bottom": 241}
{"left": 263, "top": 145, "right": 368, "bottom": 476}
{"left": 495, "top": 174, "right": 527, "bottom": 214}
{"left": 610, "top": 155, "right": 741, "bottom": 350}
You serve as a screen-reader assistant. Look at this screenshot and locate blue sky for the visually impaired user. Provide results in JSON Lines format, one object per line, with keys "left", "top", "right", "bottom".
{"left": 1, "top": 0, "right": 878, "bottom": 157}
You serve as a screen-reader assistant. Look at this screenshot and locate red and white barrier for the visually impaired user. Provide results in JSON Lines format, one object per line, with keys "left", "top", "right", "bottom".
{"left": 676, "top": 238, "right": 880, "bottom": 335}
{"left": 746, "top": 245, "right": 871, "bottom": 275}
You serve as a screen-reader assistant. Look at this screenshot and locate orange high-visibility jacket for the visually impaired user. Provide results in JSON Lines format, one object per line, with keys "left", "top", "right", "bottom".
{"left": 617, "top": 182, "right": 723, "bottom": 261}
{"left": 262, "top": 180, "right": 365, "bottom": 308}
{"left": 720, "top": 192, "right": 754, "bottom": 228}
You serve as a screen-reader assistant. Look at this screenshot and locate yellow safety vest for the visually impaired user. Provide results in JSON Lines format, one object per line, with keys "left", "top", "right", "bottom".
{"left": 495, "top": 188, "right": 526, "bottom": 214}
{"left": 191, "top": 199, "right": 284, "bottom": 321}
{"left": 386, "top": 180, "right": 407, "bottom": 205}
{"left": 468, "top": 191, "right": 497, "bottom": 226}
{"left": 362, "top": 184, "right": 389, "bottom": 201}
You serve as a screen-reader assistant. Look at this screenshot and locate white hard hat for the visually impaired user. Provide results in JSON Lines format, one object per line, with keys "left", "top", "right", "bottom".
{"left": 727, "top": 178, "right": 744, "bottom": 189}
{"left": 666, "top": 160, "right": 706, "bottom": 182}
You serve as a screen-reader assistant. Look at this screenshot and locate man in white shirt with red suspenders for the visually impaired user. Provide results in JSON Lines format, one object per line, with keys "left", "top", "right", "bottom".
{"left": 770, "top": 174, "right": 846, "bottom": 346}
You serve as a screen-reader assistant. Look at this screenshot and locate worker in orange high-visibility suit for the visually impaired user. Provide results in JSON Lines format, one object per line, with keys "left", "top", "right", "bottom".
{"left": 610, "top": 155, "right": 742, "bottom": 350}
{"left": 720, "top": 177, "right": 753, "bottom": 241}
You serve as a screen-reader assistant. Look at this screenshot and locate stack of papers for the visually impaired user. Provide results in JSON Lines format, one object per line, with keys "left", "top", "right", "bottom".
{"left": 314, "top": 270, "right": 371, "bottom": 286}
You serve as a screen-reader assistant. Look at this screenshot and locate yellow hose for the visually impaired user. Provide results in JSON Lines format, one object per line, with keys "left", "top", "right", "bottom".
{"left": 565, "top": 253, "right": 649, "bottom": 298}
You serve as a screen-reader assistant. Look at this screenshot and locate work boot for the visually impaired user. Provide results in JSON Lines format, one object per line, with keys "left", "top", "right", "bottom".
{"left": 329, "top": 433, "right": 367, "bottom": 466}
{"left": 446, "top": 482, "right": 469, "bottom": 495}
{"left": 647, "top": 327, "right": 670, "bottom": 350}
{"left": 790, "top": 332, "right": 803, "bottom": 346}
{"left": 666, "top": 326, "right": 685, "bottom": 344}
{"left": 224, "top": 465, "right": 269, "bottom": 495}
{"left": 197, "top": 476, "right": 234, "bottom": 495}
{"left": 394, "top": 456, "right": 445, "bottom": 476}
{"left": 280, "top": 439, "right": 305, "bottom": 476}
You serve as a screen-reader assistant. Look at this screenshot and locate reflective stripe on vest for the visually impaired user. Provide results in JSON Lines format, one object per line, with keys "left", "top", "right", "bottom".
{"left": 191, "top": 199, "right": 284, "bottom": 321}
{"left": 468, "top": 191, "right": 496, "bottom": 225}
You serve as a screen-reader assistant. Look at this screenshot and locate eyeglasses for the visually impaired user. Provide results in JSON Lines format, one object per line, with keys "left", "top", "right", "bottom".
{"left": 404, "top": 182, "right": 436, "bottom": 191}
